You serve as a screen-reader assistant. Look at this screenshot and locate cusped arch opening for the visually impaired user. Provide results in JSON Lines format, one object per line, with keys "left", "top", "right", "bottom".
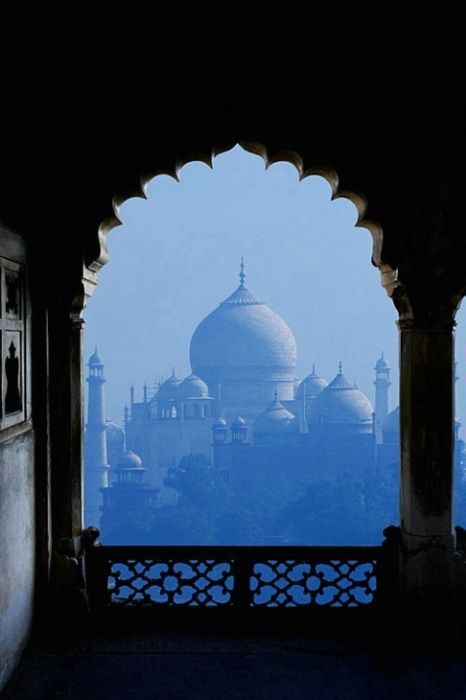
{"left": 93, "top": 142, "right": 392, "bottom": 288}
{"left": 84, "top": 142, "right": 399, "bottom": 547}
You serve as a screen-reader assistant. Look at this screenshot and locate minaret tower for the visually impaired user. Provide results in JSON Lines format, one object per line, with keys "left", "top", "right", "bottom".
{"left": 374, "top": 352, "right": 391, "bottom": 444}
{"left": 84, "top": 347, "right": 109, "bottom": 526}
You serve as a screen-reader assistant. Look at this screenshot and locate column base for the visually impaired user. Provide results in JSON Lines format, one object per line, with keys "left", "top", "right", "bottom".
{"left": 400, "top": 531, "right": 456, "bottom": 602}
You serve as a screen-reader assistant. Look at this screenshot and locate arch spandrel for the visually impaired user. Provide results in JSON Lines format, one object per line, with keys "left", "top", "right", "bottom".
{"left": 81, "top": 140, "right": 402, "bottom": 318}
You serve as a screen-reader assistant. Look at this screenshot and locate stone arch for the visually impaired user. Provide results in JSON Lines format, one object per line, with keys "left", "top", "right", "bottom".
{"left": 62, "top": 137, "right": 464, "bottom": 603}
{"left": 80, "top": 140, "right": 398, "bottom": 530}
{"left": 86, "top": 141, "right": 398, "bottom": 305}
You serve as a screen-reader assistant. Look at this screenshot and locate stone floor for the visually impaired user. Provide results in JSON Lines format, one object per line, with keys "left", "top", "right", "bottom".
{"left": 3, "top": 628, "right": 466, "bottom": 700}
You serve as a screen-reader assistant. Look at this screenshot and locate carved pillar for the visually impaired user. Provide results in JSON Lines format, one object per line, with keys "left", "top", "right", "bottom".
{"left": 398, "top": 313, "right": 456, "bottom": 600}
{"left": 49, "top": 264, "right": 98, "bottom": 542}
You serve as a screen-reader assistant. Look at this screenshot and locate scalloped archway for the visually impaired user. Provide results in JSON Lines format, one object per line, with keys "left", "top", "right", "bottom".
{"left": 90, "top": 141, "right": 399, "bottom": 305}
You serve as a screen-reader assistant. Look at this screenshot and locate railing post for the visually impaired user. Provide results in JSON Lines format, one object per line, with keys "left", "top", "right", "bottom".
{"left": 378, "top": 526, "right": 401, "bottom": 607}
{"left": 84, "top": 536, "right": 109, "bottom": 614}
{"left": 231, "top": 551, "right": 252, "bottom": 610}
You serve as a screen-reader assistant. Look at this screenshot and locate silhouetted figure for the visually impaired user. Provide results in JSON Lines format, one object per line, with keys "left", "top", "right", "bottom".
{"left": 5, "top": 341, "right": 21, "bottom": 413}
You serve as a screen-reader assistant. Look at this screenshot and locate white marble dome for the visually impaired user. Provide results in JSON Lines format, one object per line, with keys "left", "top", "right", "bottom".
{"left": 177, "top": 374, "right": 209, "bottom": 399}
{"left": 296, "top": 366, "right": 328, "bottom": 400}
{"left": 254, "top": 396, "right": 299, "bottom": 434}
{"left": 117, "top": 450, "right": 143, "bottom": 469}
{"left": 155, "top": 371, "right": 182, "bottom": 401}
{"left": 88, "top": 347, "right": 103, "bottom": 366}
{"left": 308, "top": 365, "right": 373, "bottom": 430}
{"left": 190, "top": 271, "right": 297, "bottom": 379}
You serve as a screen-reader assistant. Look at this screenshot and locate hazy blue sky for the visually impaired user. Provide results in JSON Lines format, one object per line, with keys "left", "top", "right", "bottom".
{"left": 84, "top": 145, "right": 466, "bottom": 434}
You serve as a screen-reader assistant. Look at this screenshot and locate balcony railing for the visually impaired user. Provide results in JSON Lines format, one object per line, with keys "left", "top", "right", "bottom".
{"left": 86, "top": 544, "right": 397, "bottom": 617}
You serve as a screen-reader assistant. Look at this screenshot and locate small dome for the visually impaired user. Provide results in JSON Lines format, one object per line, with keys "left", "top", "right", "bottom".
{"left": 155, "top": 371, "right": 182, "bottom": 401}
{"left": 117, "top": 450, "right": 143, "bottom": 469}
{"left": 178, "top": 374, "right": 210, "bottom": 399}
{"left": 254, "top": 396, "right": 299, "bottom": 434}
{"left": 214, "top": 416, "right": 228, "bottom": 428}
{"left": 89, "top": 347, "right": 103, "bottom": 366}
{"left": 308, "top": 365, "right": 373, "bottom": 427}
{"left": 383, "top": 406, "right": 399, "bottom": 434}
{"left": 231, "top": 415, "right": 246, "bottom": 429}
{"left": 296, "top": 365, "right": 328, "bottom": 400}
{"left": 375, "top": 353, "right": 390, "bottom": 371}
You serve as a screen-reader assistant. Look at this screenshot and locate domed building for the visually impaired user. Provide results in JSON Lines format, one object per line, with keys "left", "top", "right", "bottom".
{"left": 213, "top": 364, "right": 377, "bottom": 481}
{"left": 100, "top": 448, "right": 159, "bottom": 544}
{"left": 296, "top": 365, "right": 328, "bottom": 402}
{"left": 190, "top": 260, "right": 297, "bottom": 421}
{"left": 294, "top": 365, "right": 329, "bottom": 430}
{"left": 87, "top": 265, "right": 399, "bottom": 515}
{"left": 307, "top": 363, "right": 374, "bottom": 436}
{"left": 155, "top": 370, "right": 182, "bottom": 400}
{"left": 254, "top": 392, "right": 299, "bottom": 445}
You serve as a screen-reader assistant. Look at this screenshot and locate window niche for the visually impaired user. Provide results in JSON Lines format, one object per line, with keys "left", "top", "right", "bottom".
{"left": 0, "top": 237, "right": 29, "bottom": 432}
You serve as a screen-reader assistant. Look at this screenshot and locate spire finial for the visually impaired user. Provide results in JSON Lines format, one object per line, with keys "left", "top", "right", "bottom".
{"left": 95, "top": 345, "right": 98, "bottom": 354}
{"left": 172, "top": 367, "right": 176, "bottom": 378}
{"left": 381, "top": 351, "right": 384, "bottom": 360}
{"left": 338, "top": 361, "right": 343, "bottom": 374}
{"left": 239, "top": 256, "right": 246, "bottom": 287}
{"left": 312, "top": 363, "right": 316, "bottom": 374}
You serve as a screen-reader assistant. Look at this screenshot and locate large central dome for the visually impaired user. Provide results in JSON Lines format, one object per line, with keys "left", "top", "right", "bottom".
{"left": 190, "top": 264, "right": 297, "bottom": 376}
{"left": 189, "top": 262, "right": 297, "bottom": 417}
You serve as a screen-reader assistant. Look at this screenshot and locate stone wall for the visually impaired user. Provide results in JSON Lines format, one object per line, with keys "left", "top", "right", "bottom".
{"left": 0, "top": 429, "right": 35, "bottom": 691}
{"left": 0, "top": 227, "right": 35, "bottom": 691}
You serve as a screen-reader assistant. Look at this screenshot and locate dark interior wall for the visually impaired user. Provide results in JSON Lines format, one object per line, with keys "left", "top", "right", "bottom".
{"left": 0, "top": 228, "right": 35, "bottom": 691}
{"left": 0, "top": 431, "right": 35, "bottom": 690}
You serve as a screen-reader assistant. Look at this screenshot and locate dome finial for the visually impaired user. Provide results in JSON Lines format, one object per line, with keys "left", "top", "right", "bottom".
{"left": 274, "top": 388, "right": 278, "bottom": 401}
{"left": 171, "top": 367, "right": 176, "bottom": 378}
{"left": 239, "top": 256, "right": 246, "bottom": 287}
{"left": 338, "top": 361, "right": 343, "bottom": 374}
{"left": 312, "top": 363, "right": 316, "bottom": 374}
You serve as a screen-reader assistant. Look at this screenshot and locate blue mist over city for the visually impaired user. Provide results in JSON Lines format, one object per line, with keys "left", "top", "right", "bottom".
{"left": 83, "top": 145, "right": 466, "bottom": 547}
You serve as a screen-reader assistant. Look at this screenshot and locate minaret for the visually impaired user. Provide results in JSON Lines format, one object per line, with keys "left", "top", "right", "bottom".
{"left": 84, "top": 347, "right": 109, "bottom": 526}
{"left": 374, "top": 352, "right": 391, "bottom": 444}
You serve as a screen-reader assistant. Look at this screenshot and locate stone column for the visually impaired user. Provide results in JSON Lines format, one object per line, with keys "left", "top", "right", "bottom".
{"left": 49, "top": 265, "right": 98, "bottom": 541}
{"left": 398, "top": 314, "right": 455, "bottom": 600}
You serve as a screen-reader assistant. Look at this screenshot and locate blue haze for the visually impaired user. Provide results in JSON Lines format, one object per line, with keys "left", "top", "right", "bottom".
{"left": 85, "top": 146, "right": 404, "bottom": 421}
{"left": 83, "top": 145, "right": 466, "bottom": 545}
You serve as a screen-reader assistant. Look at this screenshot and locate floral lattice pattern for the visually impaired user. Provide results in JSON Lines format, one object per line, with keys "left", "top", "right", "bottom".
{"left": 251, "top": 559, "right": 376, "bottom": 607}
{"left": 108, "top": 559, "right": 233, "bottom": 606}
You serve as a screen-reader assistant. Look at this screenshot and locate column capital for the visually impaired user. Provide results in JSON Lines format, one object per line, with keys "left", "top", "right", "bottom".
{"left": 397, "top": 316, "right": 456, "bottom": 333}
{"left": 391, "top": 279, "right": 460, "bottom": 333}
